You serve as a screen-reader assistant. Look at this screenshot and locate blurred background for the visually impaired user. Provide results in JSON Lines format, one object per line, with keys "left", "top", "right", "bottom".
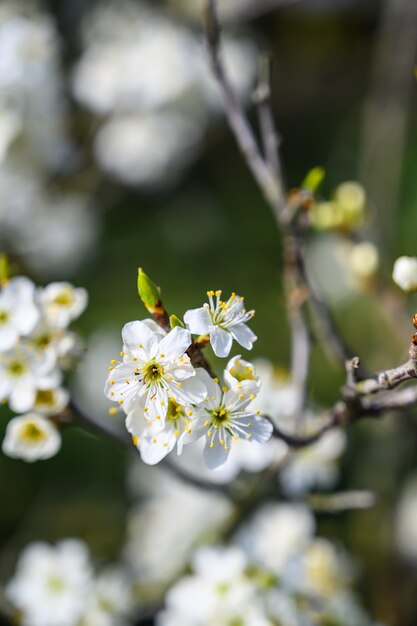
{"left": 0, "top": 0, "right": 416, "bottom": 624}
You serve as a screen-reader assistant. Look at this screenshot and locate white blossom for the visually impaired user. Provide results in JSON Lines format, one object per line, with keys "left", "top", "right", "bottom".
{"left": 0, "top": 276, "right": 40, "bottom": 352}
{"left": 2, "top": 412, "right": 61, "bottom": 461}
{"left": 392, "top": 256, "right": 417, "bottom": 292}
{"left": 0, "top": 345, "right": 61, "bottom": 413}
{"left": 6, "top": 539, "right": 93, "bottom": 626}
{"left": 239, "top": 503, "right": 315, "bottom": 576}
{"left": 279, "top": 428, "right": 346, "bottom": 496}
{"left": 184, "top": 290, "right": 257, "bottom": 358}
{"left": 126, "top": 395, "right": 199, "bottom": 465}
{"left": 190, "top": 370, "right": 272, "bottom": 469}
{"left": 124, "top": 467, "right": 232, "bottom": 587}
{"left": 224, "top": 354, "right": 260, "bottom": 393}
{"left": 157, "top": 546, "right": 270, "bottom": 626}
{"left": 105, "top": 321, "right": 206, "bottom": 421}
{"left": 80, "top": 568, "right": 133, "bottom": 626}
{"left": 32, "top": 386, "right": 69, "bottom": 416}
{"left": 39, "top": 282, "right": 88, "bottom": 329}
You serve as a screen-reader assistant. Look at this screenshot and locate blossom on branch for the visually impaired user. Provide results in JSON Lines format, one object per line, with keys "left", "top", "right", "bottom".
{"left": 184, "top": 290, "right": 257, "bottom": 357}
{"left": 2, "top": 412, "right": 61, "bottom": 461}
{"left": 105, "top": 321, "right": 206, "bottom": 420}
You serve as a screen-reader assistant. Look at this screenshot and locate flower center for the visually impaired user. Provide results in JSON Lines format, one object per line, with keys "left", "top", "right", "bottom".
{"left": 167, "top": 399, "right": 182, "bottom": 422}
{"left": 229, "top": 365, "right": 254, "bottom": 382}
{"left": 53, "top": 291, "right": 74, "bottom": 307}
{"left": 143, "top": 360, "right": 165, "bottom": 384}
{"left": 36, "top": 389, "right": 55, "bottom": 406}
{"left": 33, "top": 333, "right": 52, "bottom": 350}
{"left": 210, "top": 406, "right": 230, "bottom": 425}
{"left": 20, "top": 422, "right": 47, "bottom": 443}
{"left": 0, "top": 310, "right": 9, "bottom": 325}
{"left": 7, "top": 360, "right": 26, "bottom": 377}
{"left": 47, "top": 575, "right": 66, "bottom": 594}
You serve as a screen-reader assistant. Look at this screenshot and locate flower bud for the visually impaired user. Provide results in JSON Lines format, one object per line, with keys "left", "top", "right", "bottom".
{"left": 302, "top": 166, "right": 325, "bottom": 193}
{"left": 349, "top": 242, "right": 379, "bottom": 279}
{"left": 334, "top": 181, "right": 366, "bottom": 230}
{"left": 169, "top": 314, "right": 185, "bottom": 329}
{"left": 392, "top": 256, "right": 417, "bottom": 293}
{"left": 0, "top": 253, "right": 9, "bottom": 284}
{"left": 137, "top": 268, "right": 160, "bottom": 311}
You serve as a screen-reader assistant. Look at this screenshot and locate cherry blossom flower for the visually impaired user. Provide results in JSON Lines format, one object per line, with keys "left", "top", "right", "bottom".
{"left": 2, "top": 413, "right": 61, "bottom": 462}
{"left": 191, "top": 370, "right": 272, "bottom": 469}
{"left": 224, "top": 354, "right": 260, "bottom": 393}
{"left": 105, "top": 321, "right": 206, "bottom": 421}
{"left": 184, "top": 290, "right": 257, "bottom": 357}
{"left": 6, "top": 539, "right": 93, "bottom": 626}
{"left": 0, "top": 276, "right": 40, "bottom": 352}
{"left": 39, "top": 282, "right": 88, "bottom": 329}
{"left": 392, "top": 256, "right": 417, "bottom": 292}
{"left": 126, "top": 396, "right": 198, "bottom": 465}
{"left": 0, "top": 346, "right": 61, "bottom": 413}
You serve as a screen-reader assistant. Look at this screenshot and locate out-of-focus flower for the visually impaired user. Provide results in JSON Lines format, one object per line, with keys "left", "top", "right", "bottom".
{"left": 392, "top": 256, "right": 417, "bottom": 293}
{"left": 105, "top": 321, "right": 205, "bottom": 419}
{"left": 0, "top": 345, "right": 60, "bottom": 413}
{"left": 2, "top": 412, "right": 61, "bottom": 461}
{"left": 80, "top": 568, "right": 134, "bottom": 626}
{"left": 94, "top": 111, "right": 203, "bottom": 187}
{"left": 311, "top": 181, "right": 366, "bottom": 232}
{"left": 348, "top": 241, "right": 379, "bottom": 280}
{"left": 395, "top": 475, "right": 417, "bottom": 562}
{"left": 124, "top": 468, "right": 233, "bottom": 588}
{"left": 184, "top": 290, "right": 256, "bottom": 357}
{"left": 279, "top": 427, "right": 346, "bottom": 496}
{"left": 32, "top": 387, "right": 69, "bottom": 416}
{"left": 157, "top": 546, "right": 270, "bottom": 626}
{"left": 39, "top": 282, "right": 88, "bottom": 329}
{"left": 6, "top": 539, "right": 93, "bottom": 626}
{"left": 249, "top": 359, "right": 298, "bottom": 424}
{"left": 72, "top": 1, "right": 257, "bottom": 188}
{"left": 0, "top": 276, "right": 40, "bottom": 351}
{"left": 190, "top": 369, "right": 272, "bottom": 469}
{"left": 238, "top": 503, "right": 315, "bottom": 575}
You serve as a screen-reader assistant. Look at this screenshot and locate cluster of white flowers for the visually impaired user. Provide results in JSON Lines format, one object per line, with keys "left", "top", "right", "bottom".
{"left": 105, "top": 290, "right": 275, "bottom": 469}
{"left": 0, "top": 3, "right": 98, "bottom": 277}
{"left": 0, "top": 276, "right": 87, "bottom": 462}
{"left": 5, "top": 539, "right": 133, "bottom": 626}
{"left": 157, "top": 503, "right": 381, "bottom": 626}
{"left": 72, "top": 0, "right": 257, "bottom": 187}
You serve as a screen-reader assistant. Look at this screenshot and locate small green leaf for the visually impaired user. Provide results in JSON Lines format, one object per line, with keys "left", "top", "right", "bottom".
{"left": 169, "top": 314, "right": 185, "bottom": 329}
{"left": 302, "top": 166, "right": 325, "bottom": 193}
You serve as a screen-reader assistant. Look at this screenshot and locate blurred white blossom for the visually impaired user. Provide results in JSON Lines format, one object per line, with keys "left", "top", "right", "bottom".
{"left": 392, "top": 256, "right": 417, "bottom": 293}
{"left": 2, "top": 412, "right": 61, "bottom": 462}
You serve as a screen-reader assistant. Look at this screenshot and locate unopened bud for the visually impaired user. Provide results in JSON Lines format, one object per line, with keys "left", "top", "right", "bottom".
{"left": 0, "top": 253, "right": 9, "bottom": 284}
{"left": 137, "top": 268, "right": 160, "bottom": 311}
{"left": 302, "top": 166, "right": 325, "bottom": 193}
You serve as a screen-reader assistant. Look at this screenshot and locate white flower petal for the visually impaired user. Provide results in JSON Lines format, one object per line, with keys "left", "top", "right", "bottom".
{"left": 171, "top": 375, "right": 207, "bottom": 406}
{"left": 9, "top": 379, "right": 36, "bottom": 413}
{"left": 121, "top": 320, "right": 158, "bottom": 359}
{"left": 183, "top": 306, "right": 211, "bottom": 335}
{"left": 0, "top": 326, "right": 18, "bottom": 352}
{"left": 236, "top": 414, "right": 273, "bottom": 443}
{"left": 209, "top": 326, "right": 233, "bottom": 357}
{"left": 204, "top": 437, "right": 230, "bottom": 469}
{"left": 140, "top": 430, "right": 177, "bottom": 465}
{"left": 158, "top": 327, "right": 191, "bottom": 360}
{"left": 230, "top": 323, "right": 257, "bottom": 350}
